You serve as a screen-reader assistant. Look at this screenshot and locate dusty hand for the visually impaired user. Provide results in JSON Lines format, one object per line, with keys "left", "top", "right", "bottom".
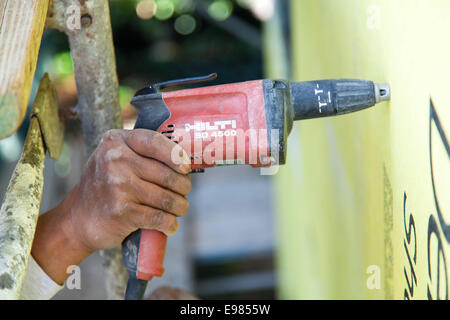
{"left": 32, "top": 129, "right": 191, "bottom": 284}
{"left": 66, "top": 129, "right": 191, "bottom": 250}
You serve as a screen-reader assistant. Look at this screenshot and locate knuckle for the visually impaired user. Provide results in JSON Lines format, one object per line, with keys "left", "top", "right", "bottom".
{"left": 103, "top": 157, "right": 117, "bottom": 172}
{"left": 111, "top": 193, "right": 128, "bottom": 217}
{"left": 118, "top": 201, "right": 130, "bottom": 216}
{"left": 129, "top": 205, "right": 143, "bottom": 229}
{"left": 161, "top": 193, "right": 175, "bottom": 212}
{"left": 171, "top": 174, "right": 191, "bottom": 195}
{"left": 163, "top": 169, "right": 176, "bottom": 187}
{"left": 105, "top": 147, "right": 125, "bottom": 163}
{"left": 128, "top": 129, "right": 166, "bottom": 156}
{"left": 134, "top": 129, "right": 159, "bottom": 146}
{"left": 150, "top": 210, "right": 166, "bottom": 228}
{"left": 102, "top": 129, "right": 123, "bottom": 144}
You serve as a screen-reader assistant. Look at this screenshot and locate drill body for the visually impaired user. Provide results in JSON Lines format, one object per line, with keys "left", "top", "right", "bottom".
{"left": 122, "top": 75, "right": 390, "bottom": 299}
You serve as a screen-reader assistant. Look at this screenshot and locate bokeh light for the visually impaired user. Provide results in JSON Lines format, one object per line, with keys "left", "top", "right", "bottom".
{"left": 53, "top": 52, "right": 74, "bottom": 78}
{"left": 136, "top": 0, "right": 157, "bottom": 20}
{"left": 174, "top": 14, "right": 196, "bottom": 35}
{"left": 155, "top": 0, "right": 175, "bottom": 20}
{"left": 208, "top": 0, "right": 233, "bottom": 21}
{"left": 173, "top": 0, "right": 194, "bottom": 14}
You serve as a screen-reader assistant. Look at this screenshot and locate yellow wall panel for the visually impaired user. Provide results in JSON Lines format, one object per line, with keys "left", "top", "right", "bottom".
{"left": 273, "top": 0, "right": 450, "bottom": 299}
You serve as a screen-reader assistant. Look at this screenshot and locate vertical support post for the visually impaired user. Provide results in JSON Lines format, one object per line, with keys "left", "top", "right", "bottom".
{"left": 47, "top": 0, "right": 127, "bottom": 299}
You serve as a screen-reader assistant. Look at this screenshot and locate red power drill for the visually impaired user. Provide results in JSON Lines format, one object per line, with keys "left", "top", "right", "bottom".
{"left": 121, "top": 73, "right": 390, "bottom": 299}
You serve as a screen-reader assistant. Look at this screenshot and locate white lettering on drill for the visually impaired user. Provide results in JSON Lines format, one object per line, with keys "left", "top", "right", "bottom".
{"left": 184, "top": 120, "right": 237, "bottom": 132}
{"left": 171, "top": 127, "right": 279, "bottom": 175}
{"left": 315, "top": 84, "right": 327, "bottom": 113}
{"left": 318, "top": 96, "right": 327, "bottom": 113}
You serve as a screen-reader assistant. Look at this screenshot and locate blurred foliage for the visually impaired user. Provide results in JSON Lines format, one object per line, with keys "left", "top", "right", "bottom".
{"left": 53, "top": 51, "right": 74, "bottom": 78}
{"left": 44, "top": 0, "right": 263, "bottom": 89}
{"left": 110, "top": 0, "right": 262, "bottom": 86}
{"left": 1, "top": 0, "right": 263, "bottom": 164}
{"left": 119, "top": 85, "right": 136, "bottom": 110}
{"left": 208, "top": 0, "right": 233, "bottom": 21}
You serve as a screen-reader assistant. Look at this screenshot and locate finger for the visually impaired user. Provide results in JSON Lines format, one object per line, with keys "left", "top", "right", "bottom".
{"left": 124, "top": 129, "right": 191, "bottom": 175}
{"left": 132, "top": 177, "right": 189, "bottom": 217}
{"left": 130, "top": 204, "right": 179, "bottom": 236}
{"left": 132, "top": 157, "right": 192, "bottom": 196}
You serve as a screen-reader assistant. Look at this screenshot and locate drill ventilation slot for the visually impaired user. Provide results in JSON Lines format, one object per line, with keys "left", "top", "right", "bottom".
{"left": 162, "top": 124, "right": 176, "bottom": 141}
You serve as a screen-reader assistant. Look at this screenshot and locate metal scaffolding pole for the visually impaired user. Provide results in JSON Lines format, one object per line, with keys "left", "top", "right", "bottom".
{"left": 47, "top": 0, "right": 127, "bottom": 299}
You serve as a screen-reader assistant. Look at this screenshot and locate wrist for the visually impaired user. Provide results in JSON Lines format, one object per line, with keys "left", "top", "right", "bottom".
{"left": 31, "top": 188, "right": 93, "bottom": 285}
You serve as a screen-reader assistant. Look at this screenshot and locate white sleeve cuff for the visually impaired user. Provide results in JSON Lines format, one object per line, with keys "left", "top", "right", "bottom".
{"left": 20, "top": 255, "right": 64, "bottom": 300}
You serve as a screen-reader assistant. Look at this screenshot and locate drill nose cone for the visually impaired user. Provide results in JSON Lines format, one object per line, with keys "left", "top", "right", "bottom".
{"left": 374, "top": 83, "right": 391, "bottom": 103}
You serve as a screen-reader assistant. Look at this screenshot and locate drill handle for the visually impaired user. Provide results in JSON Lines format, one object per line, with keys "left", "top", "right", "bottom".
{"left": 121, "top": 98, "right": 170, "bottom": 282}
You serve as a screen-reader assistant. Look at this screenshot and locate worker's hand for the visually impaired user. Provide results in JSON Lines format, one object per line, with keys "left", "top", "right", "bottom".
{"left": 67, "top": 129, "right": 191, "bottom": 249}
{"left": 31, "top": 129, "right": 191, "bottom": 284}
